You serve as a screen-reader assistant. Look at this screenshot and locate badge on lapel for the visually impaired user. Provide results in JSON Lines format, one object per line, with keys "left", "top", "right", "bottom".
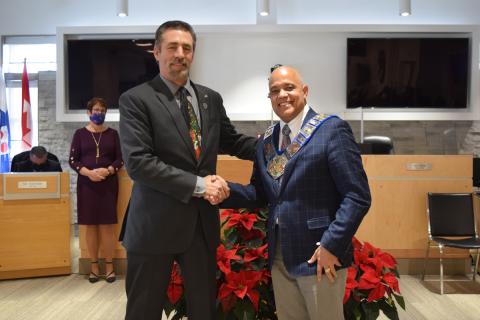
{"left": 203, "top": 94, "right": 208, "bottom": 109}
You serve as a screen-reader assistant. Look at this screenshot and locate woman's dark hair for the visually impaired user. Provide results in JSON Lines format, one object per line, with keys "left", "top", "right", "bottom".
{"left": 86, "top": 97, "right": 107, "bottom": 112}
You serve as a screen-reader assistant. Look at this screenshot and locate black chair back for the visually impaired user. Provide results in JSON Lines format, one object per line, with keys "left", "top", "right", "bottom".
{"left": 362, "top": 136, "right": 394, "bottom": 154}
{"left": 427, "top": 193, "right": 476, "bottom": 237}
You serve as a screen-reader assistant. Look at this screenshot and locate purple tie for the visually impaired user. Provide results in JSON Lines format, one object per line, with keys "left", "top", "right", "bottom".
{"left": 281, "top": 124, "right": 291, "bottom": 151}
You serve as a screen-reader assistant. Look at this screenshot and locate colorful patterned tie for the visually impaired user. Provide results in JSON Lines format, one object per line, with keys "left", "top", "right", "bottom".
{"left": 177, "top": 87, "right": 201, "bottom": 160}
{"left": 281, "top": 124, "right": 291, "bottom": 151}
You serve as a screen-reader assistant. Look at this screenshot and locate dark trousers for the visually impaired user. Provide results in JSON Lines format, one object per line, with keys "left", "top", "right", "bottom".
{"left": 125, "top": 222, "right": 217, "bottom": 320}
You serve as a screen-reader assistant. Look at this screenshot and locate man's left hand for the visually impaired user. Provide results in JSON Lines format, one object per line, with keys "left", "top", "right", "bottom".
{"left": 307, "top": 244, "right": 341, "bottom": 283}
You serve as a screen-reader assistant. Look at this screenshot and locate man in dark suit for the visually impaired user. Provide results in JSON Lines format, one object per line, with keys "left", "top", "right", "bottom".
{"left": 118, "top": 20, "right": 256, "bottom": 320}
{"left": 12, "top": 146, "right": 62, "bottom": 172}
{"left": 221, "top": 66, "right": 371, "bottom": 319}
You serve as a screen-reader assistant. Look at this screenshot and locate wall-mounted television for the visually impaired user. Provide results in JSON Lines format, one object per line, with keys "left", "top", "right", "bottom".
{"left": 347, "top": 38, "right": 470, "bottom": 109}
{"left": 66, "top": 38, "right": 158, "bottom": 110}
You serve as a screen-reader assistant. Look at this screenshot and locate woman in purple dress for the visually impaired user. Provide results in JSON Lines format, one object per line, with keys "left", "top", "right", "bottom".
{"left": 69, "top": 97, "right": 123, "bottom": 283}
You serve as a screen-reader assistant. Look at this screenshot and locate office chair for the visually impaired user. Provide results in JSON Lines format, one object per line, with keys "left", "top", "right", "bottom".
{"left": 422, "top": 193, "right": 480, "bottom": 294}
{"left": 362, "top": 135, "right": 394, "bottom": 154}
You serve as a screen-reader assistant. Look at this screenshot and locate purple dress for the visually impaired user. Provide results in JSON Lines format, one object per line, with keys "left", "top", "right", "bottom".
{"left": 69, "top": 127, "right": 124, "bottom": 225}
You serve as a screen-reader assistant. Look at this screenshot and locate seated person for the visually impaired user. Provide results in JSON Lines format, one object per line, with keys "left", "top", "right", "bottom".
{"left": 12, "top": 146, "right": 62, "bottom": 172}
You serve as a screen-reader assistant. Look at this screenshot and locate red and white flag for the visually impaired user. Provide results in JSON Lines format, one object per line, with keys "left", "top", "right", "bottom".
{"left": 21, "top": 59, "right": 32, "bottom": 150}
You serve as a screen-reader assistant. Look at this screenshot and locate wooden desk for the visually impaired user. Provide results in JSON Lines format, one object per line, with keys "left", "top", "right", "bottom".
{"left": 0, "top": 172, "right": 71, "bottom": 280}
{"left": 80, "top": 155, "right": 473, "bottom": 274}
{"left": 356, "top": 155, "right": 472, "bottom": 259}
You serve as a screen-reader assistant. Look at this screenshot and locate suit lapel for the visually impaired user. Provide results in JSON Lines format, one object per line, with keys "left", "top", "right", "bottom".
{"left": 278, "top": 108, "right": 318, "bottom": 195}
{"left": 150, "top": 75, "right": 197, "bottom": 161}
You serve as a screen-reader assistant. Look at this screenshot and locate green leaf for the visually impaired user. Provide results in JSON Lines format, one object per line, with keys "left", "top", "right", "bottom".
{"left": 393, "top": 293, "right": 406, "bottom": 310}
{"left": 353, "top": 306, "right": 363, "bottom": 320}
{"left": 378, "top": 299, "right": 399, "bottom": 320}
{"left": 362, "top": 302, "right": 380, "bottom": 320}
{"left": 391, "top": 268, "right": 400, "bottom": 278}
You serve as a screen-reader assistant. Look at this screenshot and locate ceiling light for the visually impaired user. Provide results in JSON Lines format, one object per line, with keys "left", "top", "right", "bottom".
{"left": 399, "top": 0, "right": 411, "bottom": 16}
{"left": 117, "top": 0, "right": 128, "bottom": 17}
{"left": 258, "top": 0, "right": 269, "bottom": 17}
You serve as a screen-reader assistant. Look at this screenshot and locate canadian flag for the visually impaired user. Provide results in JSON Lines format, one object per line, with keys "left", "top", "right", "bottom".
{"left": 21, "top": 59, "right": 32, "bottom": 150}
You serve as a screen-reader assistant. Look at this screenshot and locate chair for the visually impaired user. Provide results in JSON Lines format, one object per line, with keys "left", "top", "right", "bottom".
{"left": 10, "top": 150, "right": 60, "bottom": 172}
{"left": 421, "top": 193, "right": 480, "bottom": 294}
{"left": 361, "top": 135, "right": 394, "bottom": 154}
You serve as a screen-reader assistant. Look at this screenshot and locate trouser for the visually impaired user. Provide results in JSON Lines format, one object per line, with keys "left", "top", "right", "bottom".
{"left": 125, "top": 221, "right": 216, "bottom": 320}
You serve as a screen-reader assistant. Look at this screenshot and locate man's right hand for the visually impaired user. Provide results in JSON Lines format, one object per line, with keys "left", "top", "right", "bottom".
{"left": 203, "top": 175, "right": 229, "bottom": 205}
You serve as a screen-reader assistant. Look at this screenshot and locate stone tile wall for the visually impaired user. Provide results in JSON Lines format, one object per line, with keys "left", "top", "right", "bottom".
{"left": 37, "top": 71, "right": 478, "bottom": 221}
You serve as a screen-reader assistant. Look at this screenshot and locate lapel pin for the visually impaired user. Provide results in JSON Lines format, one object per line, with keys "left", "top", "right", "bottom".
{"left": 202, "top": 103, "right": 208, "bottom": 109}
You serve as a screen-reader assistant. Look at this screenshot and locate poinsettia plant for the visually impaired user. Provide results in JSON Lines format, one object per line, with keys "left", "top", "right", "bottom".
{"left": 164, "top": 208, "right": 277, "bottom": 320}
{"left": 344, "top": 237, "right": 406, "bottom": 320}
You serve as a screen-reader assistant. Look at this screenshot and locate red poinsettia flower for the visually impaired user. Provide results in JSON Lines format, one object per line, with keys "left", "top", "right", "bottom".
{"left": 217, "top": 244, "right": 241, "bottom": 274}
{"left": 383, "top": 272, "right": 400, "bottom": 294}
{"left": 238, "top": 227, "right": 265, "bottom": 241}
{"left": 224, "top": 213, "right": 258, "bottom": 231}
{"left": 343, "top": 267, "right": 359, "bottom": 304}
{"left": 260, "top": 269, "right": 271, "bottom": 284}
{"left": 218, "top": 270, "right": 263, "bottom": 311}
{"left": 164, "top": 208, "right": 277, "bottom": 319}
{"left": 167, "top": 263, "right": 184, "bottom": 305}
{"left": 357, "top": 264, "right": 401, "bottom": 302}
{"left": 220, "top": 209, "right": 236, "bottom": 222}
{"left": 243, "top": 243, "right": 268, "bottom": 262}
{"left": 352, "top": 237, "right": 363, "bottom": 250}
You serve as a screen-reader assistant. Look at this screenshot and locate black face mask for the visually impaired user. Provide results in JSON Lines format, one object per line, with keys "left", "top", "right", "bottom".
{"left": 32, "top": 163, "right": 46, "bottom": 171}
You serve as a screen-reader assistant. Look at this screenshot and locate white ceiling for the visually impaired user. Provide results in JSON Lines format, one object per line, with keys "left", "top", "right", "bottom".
{"left": 1, "top": 0, "right": 480, "bottom": 35}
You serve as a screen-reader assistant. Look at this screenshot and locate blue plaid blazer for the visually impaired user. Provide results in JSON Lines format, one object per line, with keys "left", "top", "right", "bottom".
{"left": 223, "top": 108, "right": 371, "bottom": 277}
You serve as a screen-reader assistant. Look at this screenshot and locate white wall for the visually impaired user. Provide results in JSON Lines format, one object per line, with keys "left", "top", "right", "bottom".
{"left": 56, "top": 25, "right": 480, "bottom": 121}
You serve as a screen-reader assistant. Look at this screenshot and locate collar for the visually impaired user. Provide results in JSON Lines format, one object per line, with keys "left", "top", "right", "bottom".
{"left": 279, "top": 104, "right": 310, "bottom": 139}
{"left": 159, "top": 74, "right": 194, "bottom": 97}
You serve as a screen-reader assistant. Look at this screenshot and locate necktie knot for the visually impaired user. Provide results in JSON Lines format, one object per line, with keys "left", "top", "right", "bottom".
{"left": 281, "top": 124, "right": 291, "bottom": 151}
{"left": 282, "top": 124, "right": 291, "bottom": 137}
{"left": 177, "top": 87, "right": 189, "bottom": 103}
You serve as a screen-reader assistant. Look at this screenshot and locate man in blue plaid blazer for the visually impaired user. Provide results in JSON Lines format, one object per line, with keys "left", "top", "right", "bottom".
{"left": 222, "top": 66, "right": 371, "bottom": 319}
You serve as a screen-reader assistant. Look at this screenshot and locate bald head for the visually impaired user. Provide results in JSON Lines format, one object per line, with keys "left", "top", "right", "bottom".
{"left": 269, "top": 66, "right": 304, "bottom": 87}
{"left": 268, "top": 66, "right": 308, "bottom": 123}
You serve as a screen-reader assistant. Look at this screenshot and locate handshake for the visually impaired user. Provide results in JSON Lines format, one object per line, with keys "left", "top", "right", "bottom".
{"left": 203, "top": 175, "right": 230, "bottom": 205}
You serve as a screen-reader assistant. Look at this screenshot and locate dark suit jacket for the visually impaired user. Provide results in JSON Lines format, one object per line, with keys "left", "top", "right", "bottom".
{"left": 119, "top": 75, "right": 256, "bottom": 254}
{"left": 224, "top": 109, "right": 371, "bottom": 277}
{"left": 13, "top": 159, "right": 62, "bottom": 172}
{"left": 11, "top": 151, "right": 60, "bottom": 172}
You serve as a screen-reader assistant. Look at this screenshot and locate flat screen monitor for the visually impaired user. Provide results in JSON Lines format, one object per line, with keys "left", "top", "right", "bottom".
{"left": 347, "top": 38, "right": 470, "bottom": 109}
{"left": 67, "top": 39, "right": 158, "bottom": 110}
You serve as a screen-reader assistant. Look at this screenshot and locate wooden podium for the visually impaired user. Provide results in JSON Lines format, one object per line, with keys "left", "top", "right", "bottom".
{"left": 0, "top": 172, "right": 71, "bottom": 280}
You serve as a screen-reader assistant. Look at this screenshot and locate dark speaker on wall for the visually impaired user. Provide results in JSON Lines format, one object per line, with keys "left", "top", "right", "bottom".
{"left": 67, "top": 39, "right": 158, "bottom": 110}
{"left": 347, "top": 37, "right": 470, "bottom": 109}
